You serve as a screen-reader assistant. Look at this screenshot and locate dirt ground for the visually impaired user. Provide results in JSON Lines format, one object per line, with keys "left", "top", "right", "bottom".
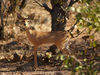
{"left": 0, "top": 0, "right": 100, "bottom": 73}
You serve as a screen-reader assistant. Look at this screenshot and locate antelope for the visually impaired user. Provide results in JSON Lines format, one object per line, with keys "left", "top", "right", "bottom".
{"left": 24, "top": 20, "right": 82, "bottom": 69}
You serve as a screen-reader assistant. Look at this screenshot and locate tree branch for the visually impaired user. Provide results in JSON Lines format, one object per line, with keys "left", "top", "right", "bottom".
{"left": 75, "top": 28, "right": 87, "bottom": 38}
{"left": 33, "top": 0, "right": 43, "bottom": 7}
{"left": 68, "top": 0, "right": 79, "bottom": 7}
{"left": 33, "top": 0, "right": 51, "bottom": 12}
{"left": 69, "top": 20, "right": 78, "bottom": 32}
{"left": 2, "top": 0, "right": 7, "bottom": 10}
{"left": 68, "top": 20, "right": 87, "bottom": 38}
{"left": 42, "top": 3, "right": 52, "bottom": 13}
{"left": 68, "top": 20, "right": 78, "bottom": 38}
{"left": 20, "top": 0, "right": 27, "bottom": 9}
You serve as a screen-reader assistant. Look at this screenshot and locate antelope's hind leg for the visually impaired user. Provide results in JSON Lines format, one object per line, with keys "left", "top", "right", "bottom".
{"left": 56, "top": 43, "right": 67, "bottom": 54}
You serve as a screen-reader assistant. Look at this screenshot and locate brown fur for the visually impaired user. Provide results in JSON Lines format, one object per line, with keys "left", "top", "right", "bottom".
{"left": 25, "top": 21, "right": 70, "bottom": 69}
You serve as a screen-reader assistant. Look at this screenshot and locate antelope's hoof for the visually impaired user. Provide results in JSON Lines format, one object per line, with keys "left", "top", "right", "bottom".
{"left": 34, "top": 67, "right": 39, "bottom": 71}
{"left": 33, "top": 65, "right": 39, "bottom": 71}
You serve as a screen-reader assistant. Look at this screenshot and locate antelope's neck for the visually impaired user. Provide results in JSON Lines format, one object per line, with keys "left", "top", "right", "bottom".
{"left": 25, "top": 28, "right": 33, "bottom": 42}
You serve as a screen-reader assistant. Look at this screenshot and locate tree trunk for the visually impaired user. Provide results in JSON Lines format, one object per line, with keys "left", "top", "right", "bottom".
{"left": 50, "top": 0, "right": 68, "bottom": 31}
{"left": 0, "top": 0, "right": 4, "bottom": 40}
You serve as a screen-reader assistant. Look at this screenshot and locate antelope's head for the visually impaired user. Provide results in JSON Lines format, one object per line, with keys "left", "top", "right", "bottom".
{"left": 24, "top": 20, "right": 35, "bottom": 30}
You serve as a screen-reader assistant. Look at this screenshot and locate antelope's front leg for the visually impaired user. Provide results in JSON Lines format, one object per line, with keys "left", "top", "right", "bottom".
{"left": 34, "top": 46, "right": 38, "bottom": 69}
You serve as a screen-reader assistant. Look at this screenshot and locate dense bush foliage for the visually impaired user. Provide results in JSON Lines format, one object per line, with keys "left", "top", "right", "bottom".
{"left": 77, "top": 0, "right": 100, "bottom": 33}
{"left": 63, "top": 0, "right": 100, "bottom": 75}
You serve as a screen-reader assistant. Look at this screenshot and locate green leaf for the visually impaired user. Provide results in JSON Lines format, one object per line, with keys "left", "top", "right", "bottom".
{"left": 76, "top": 13, "right": 82, "bottom": 21}
{"left": 56, "top": 55, "right": 60, "bottom": 60}
{"left": 93, "top": 70, "right": 98, "bottom": 75}
{"left": 96, "top": 27, "right": 100, "bottom": 32}
{"left": 93, "top": 41, "right": 97, "bottom": 47}
{"left": 79, "top": 72, "right": 85, "bottom": 75}
{"left": 64, "top": 58, "right": 69, "bottom": 64}
{"left": 90, "top": 61, "right": 94, "bottom": 65}
{"left": 86, "top": 0, "right": 93, "bottom": 4}
{"left": 75, "top": 66, "right": 83, "bottom": 71}
{"left": 60, "top": 55, "right": 64, "bottom": 60}
{"left": 46, "top": 52, "right": 52, "bottom": 58}
{"left": 83, "top": 58, "right": 87, "bottom": 62}
{"left": 89, "top": 25, "right": 93, "bottom": 30}
{"left": 90, "top": 35, "right": 94, "bottom": 39}
{"left": 90, "top": 41, "right": 97, "bottom": 47}
{"left": 78, "top": 24, "right": 84, "bottom": 29}
{"left": 90, "top": 42, "right": 93, "bottom": 47}
{"left": 64, "top": 65, "right": 68, "bottom": 68}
